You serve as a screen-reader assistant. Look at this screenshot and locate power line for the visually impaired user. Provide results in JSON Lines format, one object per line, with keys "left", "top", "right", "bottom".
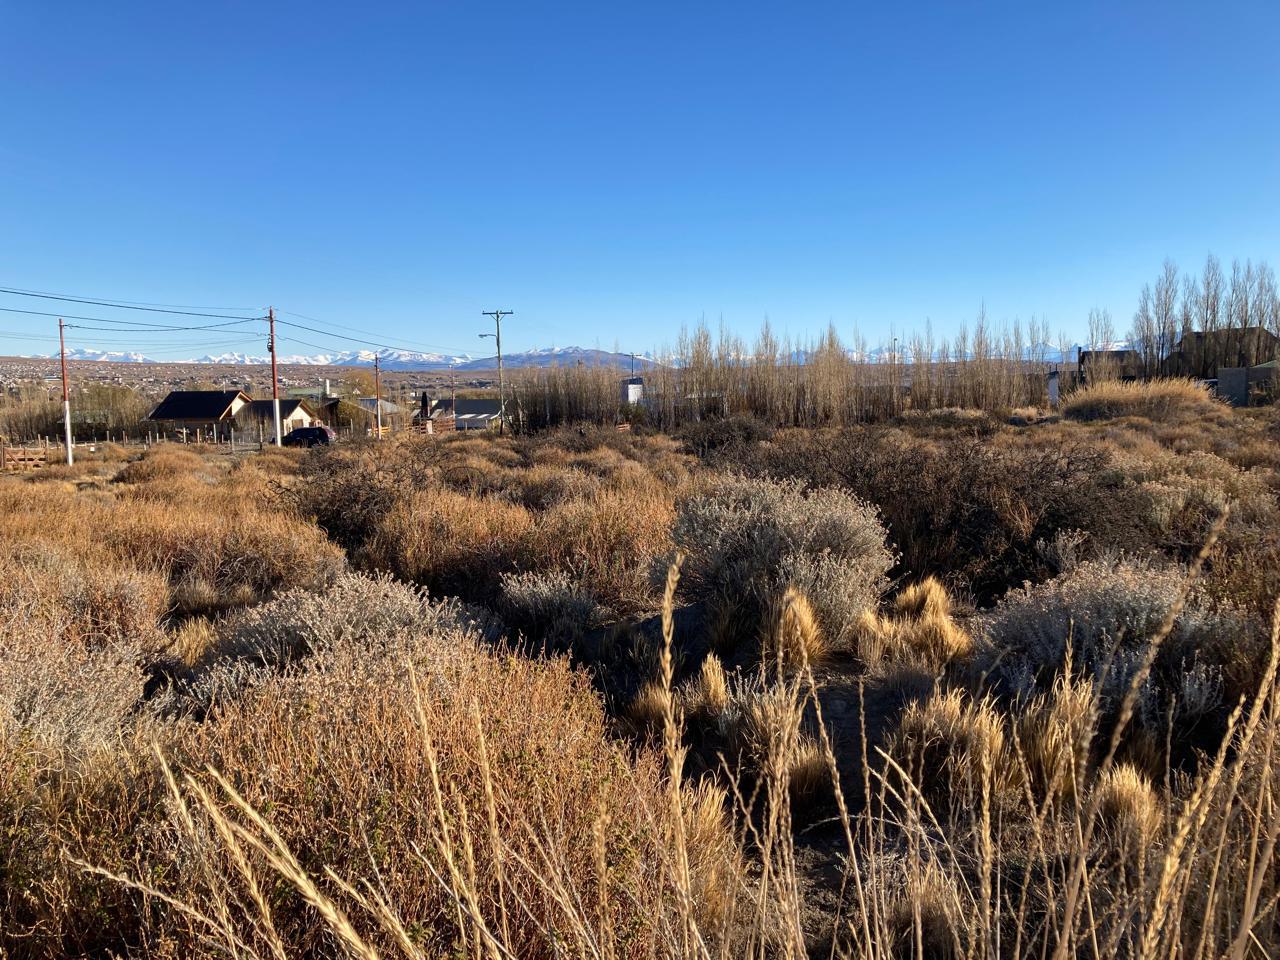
{"left": 278, "top": 310, "right": 472, "bottom": 355}
{"left": 0, "top": 285, "right": 263, "bottom": 320}
{"left": 0, "top": 284, "right": 259, "bottom": 311}
{"left": 273, "top": 318, "right": 453, "bottom": 357}
{"left": 0, "top": 330, "right": 60, "bottom": 341}
{"left": 67, "top": 320, "right": 259, "bottom": 333}
{"left": 0, "top": 304, "right": 259, "bottom": 331}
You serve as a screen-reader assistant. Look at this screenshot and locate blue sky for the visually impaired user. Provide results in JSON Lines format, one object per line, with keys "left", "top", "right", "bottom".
{"left": 1, "top": 1, "right": 1277, "bottom": 359}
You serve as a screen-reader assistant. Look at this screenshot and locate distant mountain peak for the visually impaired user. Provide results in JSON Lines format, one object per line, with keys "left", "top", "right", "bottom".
{"left": 46, "top": 344, "right": 662, "bottom": 371}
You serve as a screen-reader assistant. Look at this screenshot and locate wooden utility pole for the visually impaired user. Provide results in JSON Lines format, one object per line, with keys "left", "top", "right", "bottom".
{"left": 58, "top": 318, "right": 73, "bottom": 465}
{"left": 268, "top": 307, "right": 282, "bottom": 446}
{"left": 481, "top": 309, "right": 512, "bottom": 434}
{"left": 373, "top": 354, "right": 383, "bottom": 439}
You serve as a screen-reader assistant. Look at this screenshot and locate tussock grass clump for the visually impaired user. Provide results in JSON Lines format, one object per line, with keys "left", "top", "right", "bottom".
{"left": 1063, "top": 378, "right": 1222, "bottom": 423}
{"left": 0, "top": 541, "right": 168, "bottom": 650}
{"left": 894, "top": 575, "right": 953, "bottom": 620}
{"left": 1094, "top": 762, "right": 1163, "bottom": 849}
{"left": 1016, "top": 672, "right": 1098, "bottom": 805}
{"left": 113, "top": 446, "right": 211, "bottom": 485}
{"left": 686, "top": 654, "right": 730, "bottom": 717}
{"left": 854, "top": 577, "right": 973, "bottom": 675}
{"left": 300, "top": 432, "right": 687, "bottom": 612}
{"left": 885, "top": 863, "right": 968, "bottom": 960}
{"left": 0, "top": 459, "right": 344, "bottom": 621}
{"left": 760, "top": 586, "right": 826, "bottom": 672}
{"left": 529, "top": 486, "right": 675, "bottom": 612}
{"left": 888, "top": 689, "right": 1022, "bottom": 813}
{"left": 627, "top": 679, "right": 672, "bottom": 736}
{"left": 361, "top": 487, "right": 533, "bottom": 596}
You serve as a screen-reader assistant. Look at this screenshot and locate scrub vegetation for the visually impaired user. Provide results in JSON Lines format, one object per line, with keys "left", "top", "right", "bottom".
{"left": 2, "top": 381, "right": 1279, "bottom": 959}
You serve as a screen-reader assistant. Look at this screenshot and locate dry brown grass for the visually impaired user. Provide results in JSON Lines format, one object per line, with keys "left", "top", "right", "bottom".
{"left": 1094, "top": 762, "right": 1163, "bottom": 849}
{"left": 855, "top": 578, "right": 973, "bottom": 675}
{"left": 760, "top": 586, "right": 827, "bottom": 673}
{"left": 13, "top": 448, "right": 338, "bottom": 590}
{"left": 686, "top": 654, "right": 730, "bottom": 717}
{"left": 3, "top": 574, "right": 750, "bottom": 959}
{"left": 888, "top": 689, "right": 1023, "bottom": 813}
{"left": 1062, "top": 377, "right": 1223, "bottom": 423}
{"left": 1016, "top": 672, "right": 1098, "bottom": 805}
{"left": 529, "top": 486, "right": 675, "bottom": 612}
{"left": 361, "top": 486, "right": 533, "bottom": 595}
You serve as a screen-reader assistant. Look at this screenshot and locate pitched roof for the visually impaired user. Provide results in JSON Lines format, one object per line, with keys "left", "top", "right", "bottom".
{"left": 355, "top": 397, "right": 405, "bottom": 414}
{"left": 454, "top": 398, "right": 502, "bottom": 416}
{"left": 148, "top": 390, "right": 248, "bottom": 422}
{"left": 246, "top": 398, "right": 312, "bottom": 420}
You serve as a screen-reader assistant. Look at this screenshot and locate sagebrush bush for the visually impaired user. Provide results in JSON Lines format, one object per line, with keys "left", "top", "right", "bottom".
{"left": 980, "top": 558, "right": 1249, "bottom": 702}
{"left": 499, "top": 569, "right": 609, "bottom": 649}
{"left": 213, "top": 571, "right": 475, "bottom": 669}
{"left": 724, "top": 425, "right": 1138, "bottom": 601}
{"left": 672, "top": 475, "right": 893, "bottom": 650}
{"left": 978, "top": 557, "right": 1261, "bottom": 776}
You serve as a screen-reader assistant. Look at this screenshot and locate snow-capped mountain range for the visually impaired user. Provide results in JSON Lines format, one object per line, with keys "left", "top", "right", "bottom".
{"left": 51, "top": 346, "right": 661, "bottom": 371}
{"left": 47, "top": 341, "right": 1117, "bottom": 369}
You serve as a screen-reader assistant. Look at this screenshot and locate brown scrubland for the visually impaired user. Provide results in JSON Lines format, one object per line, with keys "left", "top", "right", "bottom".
{"left": 2, "top": 379, "right": 1279, "bottom": 959}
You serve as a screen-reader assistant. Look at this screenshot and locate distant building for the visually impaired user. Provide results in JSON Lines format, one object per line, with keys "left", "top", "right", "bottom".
{"left": 244, "top": 399, "right": 321, "bottom": 434}
{"left": 621, "top": 376, "right": 645, "bottom": 405}
{"left": 453, "top": 397, "right": 503, "bottom": 430}
{"left": 1217, "top": 359, "right": 1278, "bottom": 407}
{"left": 1167, "top": 327, "right": 1280, "bottom": 378}
{"left": 146, "top": 390, "right": 250, "bottom": 436}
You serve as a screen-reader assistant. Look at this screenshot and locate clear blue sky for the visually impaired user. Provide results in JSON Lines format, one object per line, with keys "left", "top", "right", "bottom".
{"left": 1, "top": 1, "right": 1277, "bottom": 359}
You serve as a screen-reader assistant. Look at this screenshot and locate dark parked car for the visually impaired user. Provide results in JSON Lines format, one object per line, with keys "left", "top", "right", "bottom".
{"left": 282, "top": 426, "right": 336, "bottom": 448}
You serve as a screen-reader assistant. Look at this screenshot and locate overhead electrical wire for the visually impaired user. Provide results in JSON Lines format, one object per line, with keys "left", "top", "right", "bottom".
{"left": 0, "top": 284, "right": 260, "bottom": 312}
{"left": 0, "top": 304, "right": 260, "bottom": 332}
{"left": 67, "top": 320, "right": 259, "bottom": 333}
{"left": 0, "top": 285, "right": 264, "bottom": 320}
{"left": 1, "top": 283, "right": 486, "bottom": 364}
{"left": 278, "top": 309, "right": 470, "bottom": 356}
{"left": 274, "top": 318, "right": 475, "bottom": 358}
{"left": 0, "top": 330, "right": 60, "bottom": 341}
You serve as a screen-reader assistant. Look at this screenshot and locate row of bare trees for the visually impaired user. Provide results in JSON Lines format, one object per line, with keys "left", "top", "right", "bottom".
{"left": 512, "top": 253, "right": 1279, "bottom": 431}
{"left": 1126, "top": 254, "right": 1280, "bottom": 378}
{"left": 0, "top": 382, "right": 152, "bottom": 443}
{"left": 513, "top": 313, "right": 1069, "bottom": 431}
